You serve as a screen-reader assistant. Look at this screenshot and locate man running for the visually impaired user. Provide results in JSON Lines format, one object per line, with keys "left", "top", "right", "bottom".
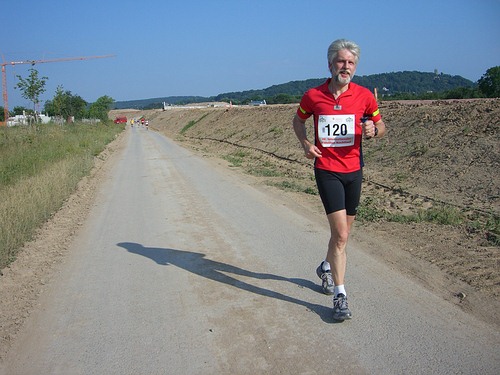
{"left": 292, "top": 39, "right": 386, "bottom": 321}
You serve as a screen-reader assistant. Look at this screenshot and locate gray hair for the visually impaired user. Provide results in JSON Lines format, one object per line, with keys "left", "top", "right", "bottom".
{"left": 327, "top": 39, "right": 361, "bottom": 65}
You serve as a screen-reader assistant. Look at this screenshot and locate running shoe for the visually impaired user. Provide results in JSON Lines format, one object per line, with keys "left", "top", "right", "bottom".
{"left": 316, "top": 262, "right": 334, "bottom": 295}
{"left": 332, "top": 293, "right": 352, "bottom": 321}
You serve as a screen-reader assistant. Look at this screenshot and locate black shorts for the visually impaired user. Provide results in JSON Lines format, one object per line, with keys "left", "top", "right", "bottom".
{"left": 314, "top": 168, "right": 363, "bottom": 216}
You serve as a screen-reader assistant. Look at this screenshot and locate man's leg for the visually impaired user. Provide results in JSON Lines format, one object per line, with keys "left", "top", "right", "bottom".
{"left": 325, "top": 210, "right": 355, "bottom": 286}
{"left": 325, "top": 210, "right": 355, "bottom": 320}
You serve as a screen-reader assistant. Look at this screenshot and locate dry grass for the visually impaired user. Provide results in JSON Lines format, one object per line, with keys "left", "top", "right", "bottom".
{"left": 0, "top": 123, "right": 124, "bottom": 268}
{"left": 0, "top": 156, "right": 93, "bottom": 266}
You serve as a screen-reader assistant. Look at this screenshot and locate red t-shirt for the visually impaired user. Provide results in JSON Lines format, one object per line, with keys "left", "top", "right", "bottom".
{"left": 296, "top": 79, "right": 382, "bottom": 173}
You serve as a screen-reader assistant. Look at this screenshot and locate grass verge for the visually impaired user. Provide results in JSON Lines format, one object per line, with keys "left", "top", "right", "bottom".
{"left": 0, "top": 122, "right": 124, "bottom": 268}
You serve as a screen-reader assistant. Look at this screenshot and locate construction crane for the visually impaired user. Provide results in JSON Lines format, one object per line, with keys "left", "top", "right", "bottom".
{"left": 1, "top": 54, "right": 115, "bottom": 126}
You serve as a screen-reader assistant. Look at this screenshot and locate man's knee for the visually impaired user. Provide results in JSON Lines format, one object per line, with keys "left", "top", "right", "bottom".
{"left": 330, "top": 230, "right": 350, "bottom": 251}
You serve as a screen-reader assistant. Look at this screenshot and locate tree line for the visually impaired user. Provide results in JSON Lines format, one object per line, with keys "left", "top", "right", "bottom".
{"left": 113, "top": 67, "right": 500, "bottom": 110}
{"left": 4, "top": 67, "right": 498, "bottom": 121}
{"left": 1, "top": 68, "right": 114, "bottom": 123}
{"left": 215, "top": 68, "right": 499, "bottom": 104}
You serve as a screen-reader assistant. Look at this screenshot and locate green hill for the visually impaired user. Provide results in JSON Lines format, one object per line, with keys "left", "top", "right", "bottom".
{"left": 353, "top": 71, "right": 474, "bottom": 94}
{"left": 113, "top": 71, "right": 475, "bottom": 109}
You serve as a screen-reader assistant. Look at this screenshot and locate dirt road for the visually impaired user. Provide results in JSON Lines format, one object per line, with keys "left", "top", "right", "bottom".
{"left": 1, "top": 127, "right": 499, "bottom": 374}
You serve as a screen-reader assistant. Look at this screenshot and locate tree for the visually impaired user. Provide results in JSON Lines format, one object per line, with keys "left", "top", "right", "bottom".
{"left": 88, "top": 95, "right": 114, "bottom": 122}
{"left": 15, "top": 68, "right": 48, "bottom": 115}
{"left": 67, "top": 94, "right": 88, "bottom": 120}
{"left": 44, "top": 86, "right": 87, "bottom": 121}
{"left": 478, "top": 66, "right": 500, "bottom": 98}
{"left": 50, "top": 85, "right": 65, "bottom": 119}
{"left": 12, "top": 106, "right": 30, "bottom": 116}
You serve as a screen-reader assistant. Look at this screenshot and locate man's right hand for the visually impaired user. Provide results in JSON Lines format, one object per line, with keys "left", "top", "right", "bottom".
{"left": 303, "top": 141, "right": 322, "bottom": 159}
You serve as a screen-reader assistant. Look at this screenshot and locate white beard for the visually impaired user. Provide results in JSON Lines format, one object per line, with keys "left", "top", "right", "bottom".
{"left": 335, "top": 71, "right": 353, "bottom": 85}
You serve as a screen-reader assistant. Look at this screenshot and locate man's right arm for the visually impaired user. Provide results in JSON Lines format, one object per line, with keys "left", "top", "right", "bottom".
{"left": 292, "top": 114, "right": 322, "bottom": 159}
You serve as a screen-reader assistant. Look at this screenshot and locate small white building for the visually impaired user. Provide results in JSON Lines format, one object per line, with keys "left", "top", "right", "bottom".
{"left": 7, "top": 113, "right": 51, "bottom": 127}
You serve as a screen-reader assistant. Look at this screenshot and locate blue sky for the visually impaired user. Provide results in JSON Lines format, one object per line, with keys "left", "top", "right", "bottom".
{"left": 3, "top": 0, "right": 499, "bottom": 109}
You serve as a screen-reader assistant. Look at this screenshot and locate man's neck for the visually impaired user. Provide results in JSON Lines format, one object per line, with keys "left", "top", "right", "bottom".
{"left": 328, "top": 78, "right": 349, "bottom": 98}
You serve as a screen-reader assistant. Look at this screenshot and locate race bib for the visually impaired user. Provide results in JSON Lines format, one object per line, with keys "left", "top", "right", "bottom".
{"left": 318, "top": 114, "right": 355, "bottom": 147}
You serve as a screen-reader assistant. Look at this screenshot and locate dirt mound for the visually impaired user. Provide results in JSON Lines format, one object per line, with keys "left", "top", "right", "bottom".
{"left": 372, "top": 99, "right": 499, "bottom": 215}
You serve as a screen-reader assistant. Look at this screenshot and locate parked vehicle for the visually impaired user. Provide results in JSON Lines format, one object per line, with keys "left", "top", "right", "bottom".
{"left": 114, "top": 116, "right": 127, "bottom": 124}
{"left": 249, "top": 100, "right": 267, "bottom": 106}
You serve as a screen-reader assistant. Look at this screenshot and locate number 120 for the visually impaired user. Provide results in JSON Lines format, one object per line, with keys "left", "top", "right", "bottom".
{"left": 324, "top": 123, "right": 347, "bottom": 136}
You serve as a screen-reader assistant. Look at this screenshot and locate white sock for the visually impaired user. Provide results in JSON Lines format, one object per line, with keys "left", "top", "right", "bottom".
{"left": 321, "top": 261, "right": 331, "bottom": 272}
{"left": 334, "top": 285, "right": 346, "bottom": 297}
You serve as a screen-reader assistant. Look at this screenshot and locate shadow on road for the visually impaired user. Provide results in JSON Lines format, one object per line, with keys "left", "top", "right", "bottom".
{"left": 117, "top": 242, "right": 334, "bottom": 323}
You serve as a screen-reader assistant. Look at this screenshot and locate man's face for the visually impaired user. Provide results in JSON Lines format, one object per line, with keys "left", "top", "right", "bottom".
{"left": 330, "top": 49, "right": 357, "bottom": 85}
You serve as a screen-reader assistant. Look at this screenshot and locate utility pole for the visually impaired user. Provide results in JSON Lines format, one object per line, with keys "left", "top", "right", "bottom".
{"left": 1, "top": 54, "right": 114, "bottom": 126}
